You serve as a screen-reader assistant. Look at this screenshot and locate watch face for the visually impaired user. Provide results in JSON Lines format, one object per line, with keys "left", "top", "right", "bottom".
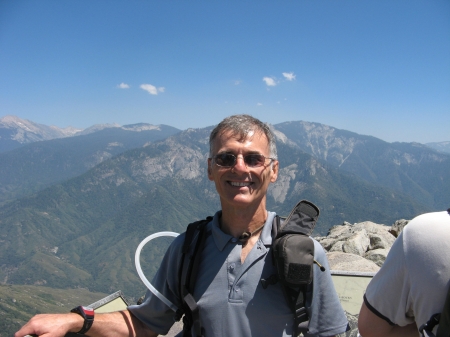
{"left": 81, "top": 306, "right": 95, "bottom": 317}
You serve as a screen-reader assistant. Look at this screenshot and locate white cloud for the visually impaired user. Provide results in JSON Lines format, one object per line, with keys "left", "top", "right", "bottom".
{"left": 257, "top": 102, "right": 263, "bottom": 106}
{"left": 282, "top": 72, "right": 296, "bottom": 81}
{"left": 117, "top": 82, "right": 130, "bottom": 89}
{"left": 263, "top": 77, "right": 277, "bottom": 87}
{"left": 234, "top": 80, "right": 241, "bottom": 85}
{"left": 140, "top": 84, "right": 165, "bottom": 95}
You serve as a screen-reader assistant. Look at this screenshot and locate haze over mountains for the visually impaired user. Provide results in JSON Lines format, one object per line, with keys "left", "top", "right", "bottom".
{"left": 0, "top": 115, "right": 449, "bottom": 301}
{"left": 0, "top": 117, "right": 180, "bottom": 205}
{"left": 2, "top": 115, "right": 450, "bottom": 154}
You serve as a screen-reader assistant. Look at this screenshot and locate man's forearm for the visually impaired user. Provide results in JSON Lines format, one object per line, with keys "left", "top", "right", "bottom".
{"left": 87, "top": 310, "right": 158, "bottom": 337}
{"left": 15, "top": 310, "right": 158, "bottom": 337}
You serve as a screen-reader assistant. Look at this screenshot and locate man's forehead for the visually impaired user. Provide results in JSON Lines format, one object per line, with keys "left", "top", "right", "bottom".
{"left": 212, "top": 129, "right": 269, "bottom": 149}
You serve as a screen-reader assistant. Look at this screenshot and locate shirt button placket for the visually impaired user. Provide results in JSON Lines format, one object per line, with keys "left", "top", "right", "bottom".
{"left": 228, "top": 262, "right": 236, "bottom": 296}
{"left": 227, "top": 245, "right": 243, "bottom": 301}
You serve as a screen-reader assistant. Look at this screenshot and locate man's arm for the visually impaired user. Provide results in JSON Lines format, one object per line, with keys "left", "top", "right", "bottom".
{"left": 15, "top": 310, "right": 158, "bottom": 337}
{"left": 358, "top": 302, "right": 419, "bottom": 337}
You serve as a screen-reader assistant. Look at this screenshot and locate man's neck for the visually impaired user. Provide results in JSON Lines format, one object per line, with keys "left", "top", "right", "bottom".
{"left": 219, "top": 202, "right": 268, "bottom": 238}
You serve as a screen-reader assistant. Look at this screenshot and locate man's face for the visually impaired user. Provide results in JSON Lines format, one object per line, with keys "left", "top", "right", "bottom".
{"left": 208, "top": 129, "right": 279, "bottom": 211}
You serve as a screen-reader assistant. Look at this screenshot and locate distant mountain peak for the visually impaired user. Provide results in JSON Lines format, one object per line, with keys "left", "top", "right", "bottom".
{"left": 77, "top": 123, "right": 163, "bottom": 135}
{"left": 121, "top": 123, "right": 160, "bottom": 132}
{"left": 426, "top": 141, "right": 450, "bottom": 154}
{"left": 0, "top": 115, "right": 83, "bottom": 151}
{"left": 77, "top": 123, "right": 121, "bottom": 135}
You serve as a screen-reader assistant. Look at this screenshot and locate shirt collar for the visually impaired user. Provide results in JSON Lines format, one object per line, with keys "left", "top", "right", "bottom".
{"left": 210, "top": 210, "right": 276, "bottom": 251}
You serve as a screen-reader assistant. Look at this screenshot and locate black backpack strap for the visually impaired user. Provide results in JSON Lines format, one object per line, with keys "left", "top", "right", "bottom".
{"left": 177, "top": 216, "right": 212, "bottom": 337}
{"left": 420, "top": 314, "right": 441, "bottom": 337}
{"left": 271, "top": 200, "right": 321, "bottom": 337}
{"left": 418, "top": 285, "right": 450, "bottom": 337}
{"left": 419, "top": 208, "right": 450, "bottom": 337}
{"left": 278, "top": 199, "right": 319, "bottom": 236}
{"left": 271, "top": 214, "right": 281, "bottom": 239}
{"left": 436, "top": 283, "right": 450, "bottom": 337}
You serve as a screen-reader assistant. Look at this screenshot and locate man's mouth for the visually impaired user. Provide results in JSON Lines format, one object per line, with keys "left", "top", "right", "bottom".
{"left": 229, "top": 181, "right": 253, "bottom": 187}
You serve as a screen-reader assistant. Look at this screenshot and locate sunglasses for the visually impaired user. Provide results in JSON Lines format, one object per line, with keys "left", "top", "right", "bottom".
{"left": 212, "top": 153, "right": 274, "bottom": 168}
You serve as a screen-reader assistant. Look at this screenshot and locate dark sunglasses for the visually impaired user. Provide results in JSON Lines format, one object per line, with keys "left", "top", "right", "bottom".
{"left": 212, "top": 153, "right": 274, "bottom": 168}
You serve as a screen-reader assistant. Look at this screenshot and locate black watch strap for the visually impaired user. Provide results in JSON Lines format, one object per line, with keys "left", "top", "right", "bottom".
{"left": 70, "top": 305, "right": 95, "bottom": 335}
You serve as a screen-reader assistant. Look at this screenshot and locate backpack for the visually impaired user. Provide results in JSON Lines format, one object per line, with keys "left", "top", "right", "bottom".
{"left": 419, "top": 281, "right": 450, "bottom": 337}
{"left": 175, "top": 200, "right": 322, "bottom": 337}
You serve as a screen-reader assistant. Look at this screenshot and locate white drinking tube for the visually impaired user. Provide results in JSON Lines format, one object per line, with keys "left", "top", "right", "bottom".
{"left": 135, "top": 231, "right": 180, "bottom": 312}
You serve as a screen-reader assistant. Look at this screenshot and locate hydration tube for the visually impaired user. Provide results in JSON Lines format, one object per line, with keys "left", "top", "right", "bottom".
{"left": 135, "top": 231, "right": 180, "bottom": 312}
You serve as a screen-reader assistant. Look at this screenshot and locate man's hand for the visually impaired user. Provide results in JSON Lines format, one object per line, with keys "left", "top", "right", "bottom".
{"left": 15, "top": 312, "right": 83, "bottom": 337}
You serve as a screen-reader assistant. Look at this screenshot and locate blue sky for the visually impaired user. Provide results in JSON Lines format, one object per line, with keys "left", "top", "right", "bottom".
{"left": 1, "top": 1, "right": 449, "bottom": 143}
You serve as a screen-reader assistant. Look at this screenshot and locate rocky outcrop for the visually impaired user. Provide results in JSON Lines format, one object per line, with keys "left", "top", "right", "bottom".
{"left": 389, "top": 219, "right": 409, "bottom": 238}
{"left": 316, "top": 219, "right": 410, "bottom": 271}
{"left": 326, "top": 252, "right": 380, "bottom": 272}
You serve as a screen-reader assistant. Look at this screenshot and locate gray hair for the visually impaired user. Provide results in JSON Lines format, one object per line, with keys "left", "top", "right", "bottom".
{"left": 209, "top": 114, "right": 277, "bottom": 159}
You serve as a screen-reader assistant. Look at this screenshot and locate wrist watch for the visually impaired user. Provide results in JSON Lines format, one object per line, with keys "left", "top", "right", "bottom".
{"left": 70, "top": 306, "right": 95, "bottom": 334}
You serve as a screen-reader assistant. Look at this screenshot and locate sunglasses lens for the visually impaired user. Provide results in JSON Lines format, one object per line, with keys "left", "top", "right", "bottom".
{"left": 215, "top": 154, "right": 236, "bottom": 167}
{"left": 214, "top": 154, "right": 270, "bottom": 167}
{"left": 245, "top": 154, "right": 265, "bottom": 167}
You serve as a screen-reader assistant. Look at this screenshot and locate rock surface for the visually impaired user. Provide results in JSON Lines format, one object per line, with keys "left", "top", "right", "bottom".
{"left": 326, "top": 252, "right": 380, "bottom": 272}
{"left": 316, "top": 218, "right": 410, "bottom": 272}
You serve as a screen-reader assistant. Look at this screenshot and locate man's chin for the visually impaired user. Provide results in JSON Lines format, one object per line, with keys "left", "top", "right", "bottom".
{"left": 222, "top": 194, "right": 265, "bottom": 208}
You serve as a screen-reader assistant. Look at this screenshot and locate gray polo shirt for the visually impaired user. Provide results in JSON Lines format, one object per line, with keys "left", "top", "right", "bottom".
{"left": 129, "top": 211, "right": 348, "bottom": 336}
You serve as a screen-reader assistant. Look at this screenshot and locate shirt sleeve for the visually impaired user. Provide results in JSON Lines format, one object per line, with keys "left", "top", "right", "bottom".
{"left": 128, "top": 233, "right": 185, "bottom": 335}
{"left": 363, "top": 230, "right": 414, "bottom": 327}
{"left": 306, "top": 239, "right": 349, "bottom": 336}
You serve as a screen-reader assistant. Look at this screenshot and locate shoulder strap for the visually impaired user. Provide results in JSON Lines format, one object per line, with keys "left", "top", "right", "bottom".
{"left": 436, "top": 284, "right": 450, "bottom": 337}
{"left": 419, "top": 285, "right": 450, "bottom": 337}
{"left": 177, "top": 216, "right": 212, "bottom": 337}
{"left": 278, "top": 199, "right": 319, "bottom": 237}
{"left": 272, "top": 200, "right": 320, "bottom": 337}
{"left": 419, "top": 208, "right": 450, "bottom": 337}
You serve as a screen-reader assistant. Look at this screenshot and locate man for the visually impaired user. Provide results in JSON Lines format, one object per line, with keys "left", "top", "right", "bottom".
{"left": 16, "top": 114, "right": 348, "bottom": 337}
{"left": 358, "top": 209, "right": 450, "bottom": 337}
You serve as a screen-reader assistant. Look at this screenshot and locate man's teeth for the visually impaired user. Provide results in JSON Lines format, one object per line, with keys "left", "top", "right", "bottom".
{"left": 230, "top": 181, "right": 251, "bottom": 187}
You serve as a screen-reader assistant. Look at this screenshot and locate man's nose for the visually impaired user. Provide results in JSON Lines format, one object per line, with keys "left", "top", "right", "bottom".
{"left": 233, "top": 155, "right": 249, "bottom": 172}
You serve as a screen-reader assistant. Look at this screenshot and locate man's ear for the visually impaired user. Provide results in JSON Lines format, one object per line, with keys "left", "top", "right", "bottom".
{"left": 207, "top": 158, "right": 213, "bottom": 180}
{"left": 270, "top": 160, "right": 279, "bottom": 183}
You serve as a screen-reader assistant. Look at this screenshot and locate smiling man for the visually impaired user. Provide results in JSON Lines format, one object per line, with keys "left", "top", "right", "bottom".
{"left": 206, "top": 121, "right": 279, "bottom": 255}
{"left": 16, "top": 115, "right": 348, "bottom": 337}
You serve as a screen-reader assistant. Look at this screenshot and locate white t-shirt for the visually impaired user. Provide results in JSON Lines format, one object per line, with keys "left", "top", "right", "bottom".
{"left": 364, "top": 210, "right": 450, "bottom": 332}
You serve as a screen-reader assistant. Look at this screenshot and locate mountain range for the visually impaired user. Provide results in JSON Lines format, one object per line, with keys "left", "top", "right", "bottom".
{"left": 0, "top": 115, "right": 449, "bottom": 301}
{"left": 0, "top": 118, "right": 180, "bottom": 205}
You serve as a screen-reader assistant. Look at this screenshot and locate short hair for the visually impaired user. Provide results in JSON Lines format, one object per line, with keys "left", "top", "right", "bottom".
{"left": 209, "top": 114, "right": 277, "bottom": 159}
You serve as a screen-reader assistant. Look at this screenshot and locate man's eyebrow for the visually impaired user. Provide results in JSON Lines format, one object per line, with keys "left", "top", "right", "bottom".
{"left": 215, "top": 150, "right": 234, "bottom": 155}
{"left": 216, "top": 150, "right": 263, "bottom": 155}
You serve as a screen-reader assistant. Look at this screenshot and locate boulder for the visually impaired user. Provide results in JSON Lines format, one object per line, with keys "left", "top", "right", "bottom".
{"left": 389, "top": 219, "right": 410, "bottom": 237}
{"left": 318, "top": 237, "right": 340, "bottom": 251}
{"left": 329, "top": 241, "right": 345, "bottom": 252}
{"left": 342, "top": 229, "right": 370, "bottom": 256}
{"left": 368, "top": 232, "right": 396, "bottom": 250}
{"left": 327, "top": 223, "right": 354, "bottom": 238}
{"left": 316, "top": 217, "right": 415, "bottom": 277}
{"left": 326, "top": 252, "right": 380, "bottom": 273}
{"left": 364, "top": 248, "right": 390, "bottom": 267}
